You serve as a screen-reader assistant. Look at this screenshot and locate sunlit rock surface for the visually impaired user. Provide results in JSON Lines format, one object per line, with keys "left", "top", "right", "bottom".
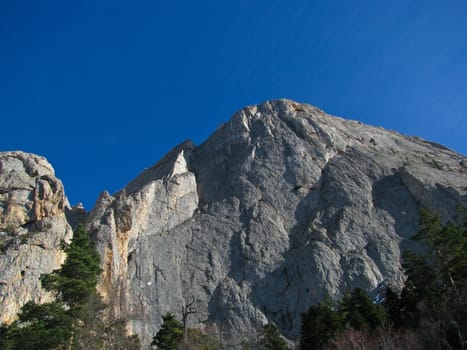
{"left": 86, "top": 100, "right": 467, "bottom": 345}
{"left": 1, "top": 100, "right": 466, "bottom": 347}
{"left": 0, "top": 151, "right": 72, "bottom": 324}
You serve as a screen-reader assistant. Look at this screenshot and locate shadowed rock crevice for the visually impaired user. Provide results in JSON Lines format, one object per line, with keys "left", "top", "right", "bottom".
{"left": 372, "top": 173, "right": 419, "bottom": 239}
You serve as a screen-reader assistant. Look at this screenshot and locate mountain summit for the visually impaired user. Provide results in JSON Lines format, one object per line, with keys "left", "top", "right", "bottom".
{"left": 1, "top": 100, "right": 466, "bottom": 346}
{"left": 85, "top": 99, "right": 467, "bottom": 345}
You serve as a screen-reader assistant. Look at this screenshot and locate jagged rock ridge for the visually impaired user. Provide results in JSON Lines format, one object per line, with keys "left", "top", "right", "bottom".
{"left": 85, "top": 100, "right": 467, "bottom": 346}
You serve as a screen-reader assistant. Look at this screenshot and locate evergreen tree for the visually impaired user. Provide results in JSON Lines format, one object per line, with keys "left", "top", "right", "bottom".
{"left": 1, "top": 224, "right": 104, "bottom": 350}
{"left": 338, "top": 288, "right": 387, "bottom": 332}
{"left": 399, "top": 250, "right": 440, "bottom": 327}
{"left": 300, "top": 290, "right": 387, "bottom": 349}
{"left": 0, "top": 324, "right": 14, "bottom": 350}
{"left": 300, "top": 296, "right": 343, "bottom": 350}
{"left": 152, "top": 312, "right": 183, "bottom": 350}
{"left": 258, "top": 324, "right": 288, "bottom": 350}
{"left": 398, "top": 207, "right": 467, "bottom": 349}
{"left": 41, "top": 224, "right": 102, "bottom": 307}
{"left": 384, "top": 286, "right": 403, "bottom": 328}
{"left": 5, "top": 302, "right": 73, "bottom": 350}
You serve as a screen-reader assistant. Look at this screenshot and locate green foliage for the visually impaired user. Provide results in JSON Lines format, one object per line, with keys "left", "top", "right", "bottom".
{"left": 0, "top": 324, "right": 13, "bottom": 350}
{"left": 69, "top": 292, "right": 106, "bottom": 349}
{"left": 383, "top": 286, "right": 403, "bottom": 328}
{"left": 300, "top": 296, "right": 343, "bottom": 350}
{"left": 394, "top": 207, "right": 467, "bottom": 349}
{"left": 240, "top": 340, "right": 254, "bottom": 350}
{"left": 180, "top": 328, "right": 219, "bottom": 350}
{"left": 152, "top": 312, "right": 183, "bottom": 350}
{"left": 258, "top": 324, "right": 288, "bottom": 350}
{"left": 0, "top": 224, "right": 110, "bottom": 350}
{"left": 152, "top": 314, "right": 219, "bottom": 350}
{"left": 6, "top": 302, "right": 73, "bottom": 350}
{"left": 41, "top": 224, "right": 102, "bottom": 307}
{"left": 416, "top": 207, "right": 467, "bottom": 289}
{"left": 99, "top": 317, "right": 141, "bottom": 350}
{"left": 300, "top": 290, "right": 387, "bottom": 349}
{"left": 398, "top": 251, "right": 440, "bottom": 326}
{"left": 339, "top": 288, "right": 387, "bottom": 332}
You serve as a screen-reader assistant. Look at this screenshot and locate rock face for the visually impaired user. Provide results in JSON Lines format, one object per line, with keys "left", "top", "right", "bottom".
{"left": 1, "top": 101, "right": 466, "bottom": 347}
{"left": 0, "top": 151, "right": 73, "bottom": 324}
{"left": 85, "top": 100, "right": 467, "bottom": 346}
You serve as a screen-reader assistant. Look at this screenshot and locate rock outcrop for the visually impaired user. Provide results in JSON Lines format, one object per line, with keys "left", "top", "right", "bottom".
{"left": 1, "top": 100, "right": 466, "bottom": 347}
{"left": 85, "top": 100, "right": 467, "bottom": 346}
{"left": 0, "top": 151, "right": 73, "bottom": 324}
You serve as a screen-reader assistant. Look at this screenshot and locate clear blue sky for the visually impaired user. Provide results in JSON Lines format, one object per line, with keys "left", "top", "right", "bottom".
{"left": 1, "top": 0, "right": 466, "bottom": 209}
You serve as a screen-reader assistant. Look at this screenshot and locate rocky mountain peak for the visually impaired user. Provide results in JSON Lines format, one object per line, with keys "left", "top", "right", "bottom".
{"left": 0, "top": 100, "right": 466, "bottom": 347}
{"left": 85, "top": 100, "right": 465, "bottom": 345}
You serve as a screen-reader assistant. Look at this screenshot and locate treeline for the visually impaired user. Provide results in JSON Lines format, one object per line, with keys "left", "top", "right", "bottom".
{"left": 149, "top": 207, "right": 467, "bottom": 350}
{"left": 151, "top": 313, "right": 288, "bottom": 350}
{"left": 300, "top": 207, "right": 467, "bottom": 350}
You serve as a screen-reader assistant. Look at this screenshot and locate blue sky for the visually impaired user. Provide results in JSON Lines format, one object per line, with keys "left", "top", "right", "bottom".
{"left": 1, "top": 0, "right": 466, "bottom": 209}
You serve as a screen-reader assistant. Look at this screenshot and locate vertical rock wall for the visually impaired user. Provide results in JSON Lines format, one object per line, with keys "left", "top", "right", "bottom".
{"left": 86, "top": 141, "right": 199, "bottom": 342}
{"left": 87, "top": 100, "right": 467, "bottom": 346}
{"left": 1, "top": 100, "right": 466, "bottom": 348}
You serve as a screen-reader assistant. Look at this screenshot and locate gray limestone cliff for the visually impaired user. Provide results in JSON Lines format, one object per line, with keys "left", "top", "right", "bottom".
{"left": 1, "top": 100, "right": 466, "bottom": 348}
{"left": 0, "top": 151, "right": 72, "bottom": 324}
{"left": 85, "top": 100, "right": 467, "bottom": 346}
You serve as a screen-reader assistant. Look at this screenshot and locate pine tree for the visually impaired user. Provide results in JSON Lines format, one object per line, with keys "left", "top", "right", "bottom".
{"left": 41, "top": 224, "right": 102, "bottom": 308}
{"left": 338, "top": 288, "right": 387, "bottom": 332}
{"left": 152, "top": 312, "right": 183, "bottom": 350}
{"left": 5, "top": 302, "right": 73, "bottom": 350}
{"left": 2, "top": 224, "right": 104, "bottom": 349}
{"left": 258, "top": 324, "right": 288, "bottom": 350}
{"left": 300, "top": 296, "right": 343, "bottom": 350}
{"left": 398, "top": 207, "right": 467, "bottom": 349}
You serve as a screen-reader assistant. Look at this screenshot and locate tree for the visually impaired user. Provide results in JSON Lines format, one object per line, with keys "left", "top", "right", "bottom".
{"left": 41, "top": 224, "right": 102, "bottom": 308}
{"left": 180, "top": 328, "right": 219, "bottom": 350}
{"left": 181, "top": 295, "right": 198, "bottom": 344}
{"left": 1, "top": 224, "right": 105, "bottom": 350}
{"left": 300, "top": 296, "right": 343, "bottom": 350}
{"left": 339, "top": 288, "right": 387, "bottom": 332}
{"left": 5, "top": 302, "right": 73, "bottom": 350}
{"left": 258, "top": 324, "right": 288, "bottom": 350}
{"left": 0, "top": 324, "right": 11, "bottom": 350}
{"left": 398, "top": 250, "right": 440, "bottom": 327}
{"left": 300, "top": 289, "right": 388, "bottom": 350}
{"left": 397, "top": 207, "right": 467, "bottom": 349}
{"left": 152, "top": 312, "right": 183, "bottom": 350}
{"left": 383, "top": 286, "right": 403, "bottom": 328}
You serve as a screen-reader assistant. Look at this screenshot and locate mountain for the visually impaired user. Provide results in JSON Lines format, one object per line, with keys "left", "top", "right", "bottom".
{"left": 1, "top": 100, "right": 466, "bottom": 347}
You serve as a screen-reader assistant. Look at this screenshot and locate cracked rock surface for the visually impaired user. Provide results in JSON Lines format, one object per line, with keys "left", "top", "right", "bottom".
{"left": 0, "top": 151, "right": 72, "bottom": 324}
{"left": 86, "top": 100, "right": 467, "bottom": 346}
{"left": 1, "top": 101, "right": 466, "bottom": 347}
